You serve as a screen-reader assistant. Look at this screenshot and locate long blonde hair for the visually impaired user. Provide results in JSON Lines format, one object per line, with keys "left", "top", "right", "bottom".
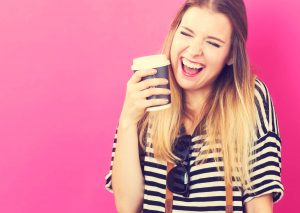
{"left": 138, "top": 0, "right": 257, "bottom": 191}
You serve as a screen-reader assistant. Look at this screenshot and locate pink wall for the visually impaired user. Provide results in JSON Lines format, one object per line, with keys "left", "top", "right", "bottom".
{"left": 0, "top": 0, "right": 298, "bottom": 212}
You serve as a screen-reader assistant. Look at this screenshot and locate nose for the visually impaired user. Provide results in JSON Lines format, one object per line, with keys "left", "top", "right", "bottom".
{"left": 187, "top": 39, "right": 203, "bottom": 57}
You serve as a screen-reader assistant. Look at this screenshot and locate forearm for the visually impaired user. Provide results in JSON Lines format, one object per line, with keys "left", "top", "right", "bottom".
{"left": 112, "top": 122, "right": 144, "bottom": 213}
{"left": 245, "top": 193, "right": 273, "bottom": 213}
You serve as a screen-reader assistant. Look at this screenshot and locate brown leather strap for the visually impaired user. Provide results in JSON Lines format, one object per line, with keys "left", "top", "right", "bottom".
{"left": 225, "top": 171, "right": 233, "bottom": 213}
{"left": 165, "top": 162, "right": 174, "bottom": 213}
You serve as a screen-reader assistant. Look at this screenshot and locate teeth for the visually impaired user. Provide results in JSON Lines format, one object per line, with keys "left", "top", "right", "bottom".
{"left": 182, "top": 58, "right": 203, "bottom": 69}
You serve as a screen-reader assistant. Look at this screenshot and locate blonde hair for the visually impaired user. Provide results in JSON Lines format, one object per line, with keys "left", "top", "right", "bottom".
{"left": 138, "top": 0, "right": 257, "bottom": 191}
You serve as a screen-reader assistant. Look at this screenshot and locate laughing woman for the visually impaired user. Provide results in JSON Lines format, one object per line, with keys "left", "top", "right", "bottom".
{"left": 105, "top": 0, "right": 284, "bottom": 212}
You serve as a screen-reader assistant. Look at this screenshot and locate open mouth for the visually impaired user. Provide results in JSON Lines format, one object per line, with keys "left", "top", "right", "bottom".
{"left": 181, "top": 58, "right": 205, "bottom": 77}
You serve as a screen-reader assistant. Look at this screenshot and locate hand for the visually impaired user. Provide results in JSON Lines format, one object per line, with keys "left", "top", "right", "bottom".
{"left": 119, "top": 69, "right": 170, "bottom": 127}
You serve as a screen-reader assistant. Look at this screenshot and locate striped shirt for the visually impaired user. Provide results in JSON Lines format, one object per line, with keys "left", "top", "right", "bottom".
{"left": 105, "top": 78, "right": 284, "bottom": 212}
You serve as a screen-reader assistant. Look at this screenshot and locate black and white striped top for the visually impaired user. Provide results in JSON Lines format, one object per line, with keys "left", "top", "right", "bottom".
{"left": 105, "top": 78, "right": 284, "bottom": 212}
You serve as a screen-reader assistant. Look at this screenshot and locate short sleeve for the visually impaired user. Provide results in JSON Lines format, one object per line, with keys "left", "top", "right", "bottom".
{"left": 242, "top": 79, "right": 284, "bottom": 204}
{"left": 104, "top": 128, "right": 118, "bottom": 193}
{"left": 104, "top": 126, "right": 146, "bottom": 193}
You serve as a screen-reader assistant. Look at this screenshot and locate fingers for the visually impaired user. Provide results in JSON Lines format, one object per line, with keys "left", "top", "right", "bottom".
{"left": 136, "top": 78, "right": 169, "bottom": 91}
{"left": 139, "top": 87, "right": 171, "bottom": 98}
{"left": 141, "top": 98, "right": 170, "bottom": 108}
{"left": 128, "top": 69, "right": 157, "bottom": 84}
{"left": 125, "top": 68, "right": 170, "bottom": 112}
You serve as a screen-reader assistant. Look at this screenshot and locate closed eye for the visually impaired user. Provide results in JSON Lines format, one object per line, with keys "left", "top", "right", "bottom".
{"left": 180, "top": 31, "right": 192, "bottom": 37}
{"left": 207, "top": 41, "right": 221, "bottom": 48}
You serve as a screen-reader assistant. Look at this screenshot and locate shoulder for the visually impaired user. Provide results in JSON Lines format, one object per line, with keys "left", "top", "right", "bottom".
{"left": 254, "top": 77, "right": 271, "bottom": 103}
{"left": 254, "top": 77, "right": 280, "bottom": 136}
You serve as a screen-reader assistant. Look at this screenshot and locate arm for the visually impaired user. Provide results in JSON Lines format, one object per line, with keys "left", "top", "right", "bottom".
{"left": 112, "top": 122, "right": 144, "bottom": 213}
{"left": 242, "top": 80, "right": 284, "bottom": 210}
{"left": 245, "top": 193, "right": 273, "bottom": 213}
{"left": 111, "top": 68, "right": 169, "bottom": 212}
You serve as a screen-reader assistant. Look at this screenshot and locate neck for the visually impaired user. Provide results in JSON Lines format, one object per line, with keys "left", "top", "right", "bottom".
{"left": 184, "top": 87, "right": 211, "bottom": 119}
{"left": 182, "top": 87, "right": 211, "bottom": 136}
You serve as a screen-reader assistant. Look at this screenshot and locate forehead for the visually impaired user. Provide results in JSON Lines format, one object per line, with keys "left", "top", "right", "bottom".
{"left": 180, "top": 7, "right": 232, "bottom": 40}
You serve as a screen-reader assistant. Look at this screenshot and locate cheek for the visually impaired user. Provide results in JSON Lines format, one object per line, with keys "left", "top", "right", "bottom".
{"left": 171, "top": 35, "right": 186, "bottom": 53}
{"left": 171, "top": 38, "right": 186, "bottom": 63}
{"left": 206, "top": 51, "right": 228, "bottom": 67}
{"left": 170, "top": 42, "right": 180, "bottom": 65}
{"left": 170, "top": 46, "right": 176, "bottom": 69}
{"left": 170, "top": 41, "right": 179, "bottom": 56}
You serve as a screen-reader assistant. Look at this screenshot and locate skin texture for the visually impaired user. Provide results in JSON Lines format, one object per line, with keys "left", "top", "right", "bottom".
{"left": 113, "top": 68, "right": 170, "bottom": 212}
{"left": 245, "top": 193, "right": 273, "bottom": 213}
{"left": 170, "top": 6, "right": 232, "bottom": 113}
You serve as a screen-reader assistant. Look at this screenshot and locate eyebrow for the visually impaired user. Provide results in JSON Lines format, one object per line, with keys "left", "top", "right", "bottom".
{"left": 181, "top": 26, "right": 226, "bottom": 44}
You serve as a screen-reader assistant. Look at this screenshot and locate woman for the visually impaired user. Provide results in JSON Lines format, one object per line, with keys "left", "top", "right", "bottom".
{"left": 105, "top": 0, "right": 284, "bottom": 212}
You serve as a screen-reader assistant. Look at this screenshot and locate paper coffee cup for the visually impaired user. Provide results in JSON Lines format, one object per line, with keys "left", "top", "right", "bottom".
{"left": 131, "top": 54, "right": 171, "bottom": 112}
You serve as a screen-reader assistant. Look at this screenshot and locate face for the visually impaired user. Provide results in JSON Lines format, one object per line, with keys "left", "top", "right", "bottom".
{"left": 170, "top": 6, "right": 233, "bottom": 93}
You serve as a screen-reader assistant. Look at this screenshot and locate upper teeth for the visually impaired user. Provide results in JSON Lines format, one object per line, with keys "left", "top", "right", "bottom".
{"left": 182, "top": 58, "right": 203, "bottom": 69}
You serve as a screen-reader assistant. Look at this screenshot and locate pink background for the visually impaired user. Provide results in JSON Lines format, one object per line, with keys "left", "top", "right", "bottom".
{"left": 0, "top": 0, "right": 299, "bottom": 212}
